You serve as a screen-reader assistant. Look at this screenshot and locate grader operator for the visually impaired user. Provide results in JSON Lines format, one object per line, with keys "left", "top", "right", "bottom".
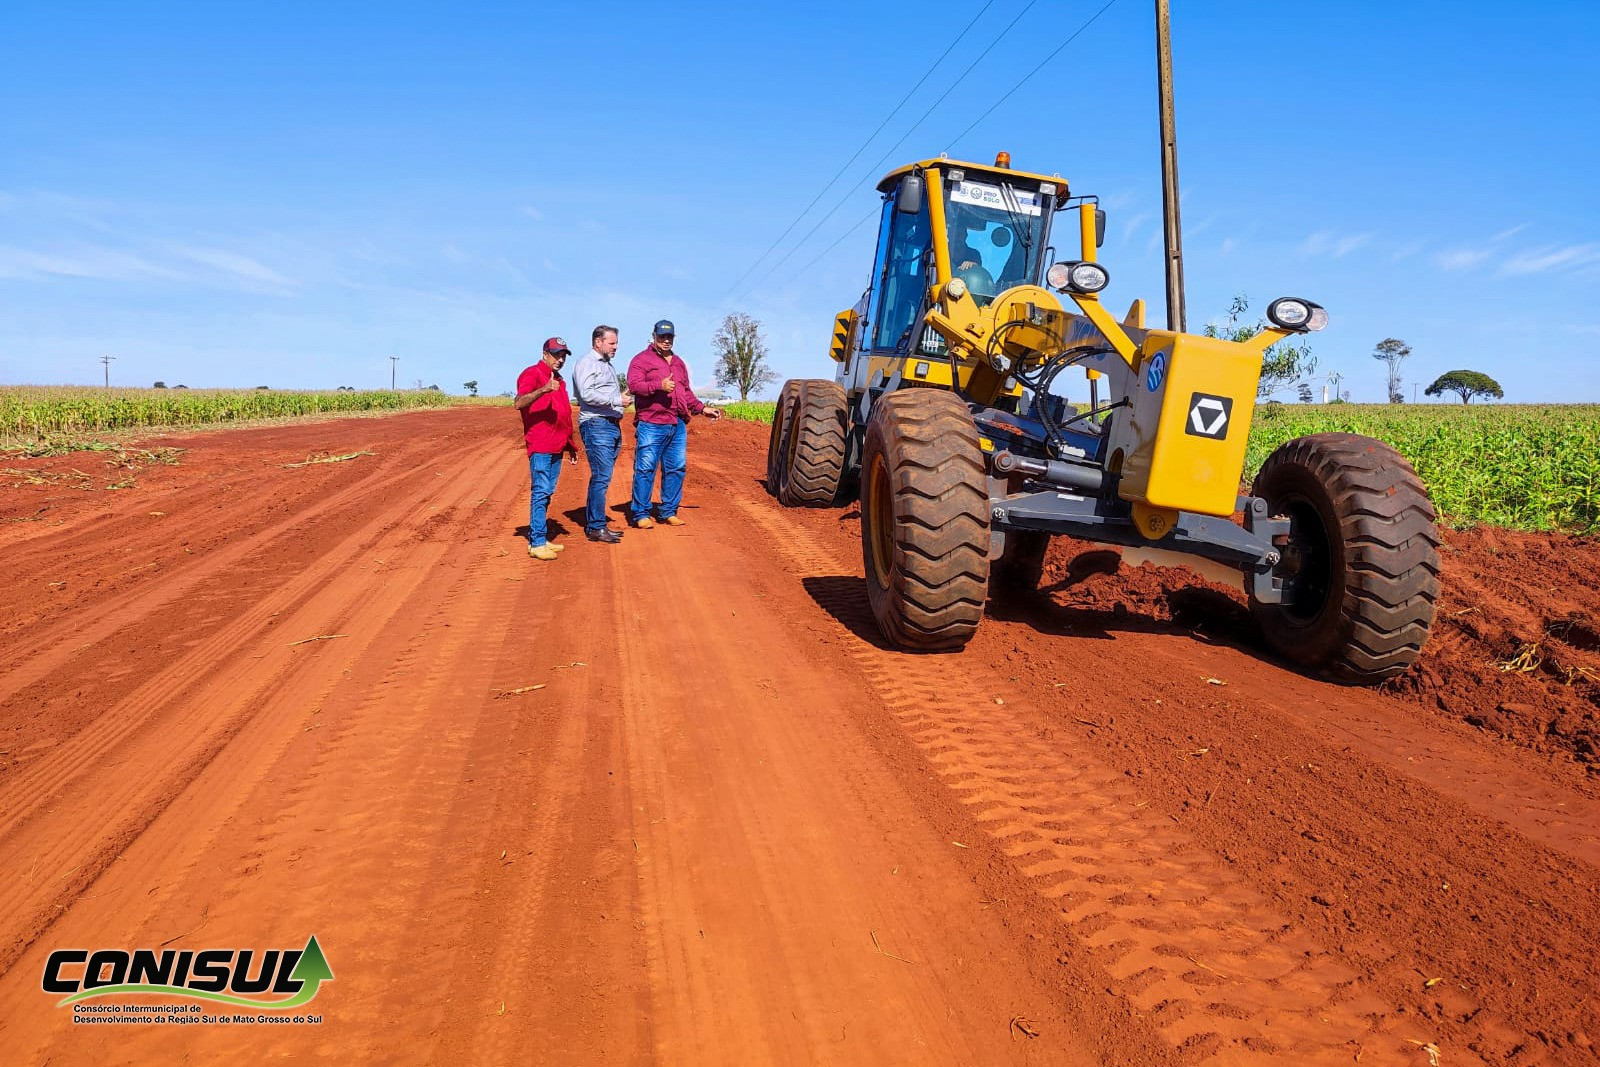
{"left": 766, "top": 153, "right": 1438, "bottom": 684}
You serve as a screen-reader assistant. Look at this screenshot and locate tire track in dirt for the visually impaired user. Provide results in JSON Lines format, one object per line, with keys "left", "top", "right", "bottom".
{"left": 708, "top": 459, "right": 1494, "bottom": 1066}
{"left": 0, "top": 439, "right": 512, "bottom": 980}
{"left": 0, "top": 437, "right": 531, "bottom": 1063}
{"left": 0, "top": 436, "right": 478, "bottom": 711}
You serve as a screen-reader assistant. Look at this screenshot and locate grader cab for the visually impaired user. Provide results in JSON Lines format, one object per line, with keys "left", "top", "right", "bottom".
{"left": 767, "top": 154, "right": 1439, "bottom": 683}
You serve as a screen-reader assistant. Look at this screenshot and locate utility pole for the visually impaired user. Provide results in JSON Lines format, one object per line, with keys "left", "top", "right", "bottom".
{"left": 100, "top": 355, "right": 115, "bottom": 388}
{"left": 1156, "top": 0, "right": 1186, "bottom": 332}
{"left": 390, "top": 356, "right": 398, "bottom": 390}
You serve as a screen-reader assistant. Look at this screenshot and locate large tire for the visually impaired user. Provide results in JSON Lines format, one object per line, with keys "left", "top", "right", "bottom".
{"left": 860, "top": 390, "right": 990, "bottom": 650}
{"left": 765, "top": 380, "right": 803, "bottom": 495}
{"left": 776, "top": 380, "right": 848, "bottom": 507}
{"left": 1249, "top": 432, "right": 1439, "bottom": 683}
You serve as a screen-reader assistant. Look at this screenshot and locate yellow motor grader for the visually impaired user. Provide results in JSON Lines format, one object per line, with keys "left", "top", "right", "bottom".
{"left": 767, "top": 153, "right": 1438, "bottom": 683}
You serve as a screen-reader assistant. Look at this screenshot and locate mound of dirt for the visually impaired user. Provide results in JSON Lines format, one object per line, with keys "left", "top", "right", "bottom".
{"left": 1035, "top": 528, "right": 1600, "bottom": 770}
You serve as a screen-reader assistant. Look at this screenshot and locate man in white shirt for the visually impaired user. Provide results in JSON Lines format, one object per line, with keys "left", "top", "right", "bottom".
{"left": 569, "top": 325, "right": 629, "bottom": 543}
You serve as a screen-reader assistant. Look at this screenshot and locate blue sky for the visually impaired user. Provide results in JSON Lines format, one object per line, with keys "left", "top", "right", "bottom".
{"left": 2, "top": 1, "right": 1597, "bottom": 401}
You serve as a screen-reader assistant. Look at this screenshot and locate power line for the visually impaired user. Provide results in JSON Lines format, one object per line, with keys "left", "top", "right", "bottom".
{"left": 781, "top": 206, "right": 882, "bottom": 293}
{"left": 761, "top": 0, "right": 1123, "bottom": 297}
{"left": 732, "top": 0, "right": 1045, "bottom": 302}
{"left": 722, "top": 0, "right": 999, "bottom": 299}
{"left": 944, "top": 0, "right": 1122, "bottom": 154}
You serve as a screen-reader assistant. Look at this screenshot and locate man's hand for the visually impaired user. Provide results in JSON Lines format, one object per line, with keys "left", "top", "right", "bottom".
{"left": 564, "top": 447, "right": 579, "bottom": 463}
{"left": 661, "top": 376, "right": 676, "bottom": 394}
{"left": 704, "top": 407, "right": 722, "bottom": 421}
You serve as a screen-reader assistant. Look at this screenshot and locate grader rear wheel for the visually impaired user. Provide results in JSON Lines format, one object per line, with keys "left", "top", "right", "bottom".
{"left": 776, "top": 380, "right": 848, "bottom": 507}
{"left": 765, "top": 380, "right": 803, "bottom": 495}
{"left": 860, "top": 390, "right": 990, "bottom": 650}
{"left": 1249, "top": 432, "right": 1440, "bottom": 683}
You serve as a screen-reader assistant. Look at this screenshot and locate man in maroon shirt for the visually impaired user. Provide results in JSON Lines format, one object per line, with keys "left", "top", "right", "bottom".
{"left": 515, "top": 338, "right": 581, "bottom": 560}
{"left": 625, "top": 319, "right": 721, "bottom": 528}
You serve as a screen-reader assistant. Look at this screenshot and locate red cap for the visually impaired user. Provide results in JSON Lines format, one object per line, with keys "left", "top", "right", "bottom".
{"left": 542, "top": 337, "right": 571, "bottom": 356}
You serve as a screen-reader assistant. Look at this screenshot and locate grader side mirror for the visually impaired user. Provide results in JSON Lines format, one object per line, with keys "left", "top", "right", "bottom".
{"left": 896, "top": 174, "right": 924, "bottom": 216}
{"left": 1095, "top": 208, "right": 1106, "bottom": 248}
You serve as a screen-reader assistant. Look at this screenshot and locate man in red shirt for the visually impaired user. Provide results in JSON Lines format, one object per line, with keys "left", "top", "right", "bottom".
{"left": 515, "top": 338, "right": 581, "bottom": 560}
{"left": 625, "top": 319, "right": 721, "bottom": 528}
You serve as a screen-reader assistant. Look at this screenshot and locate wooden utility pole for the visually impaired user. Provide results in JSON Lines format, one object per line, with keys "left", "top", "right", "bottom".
{"left": 1156, "top": 0, "right": 1186, "bottom": 332}
{"left": 390, "top": 356, "right": 398, "bottom": 390}
{"left": 100, "top": 355, "right": 115, "bottom": 388}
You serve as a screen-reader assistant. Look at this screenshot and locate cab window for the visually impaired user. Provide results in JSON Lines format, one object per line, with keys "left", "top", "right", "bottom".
{"left": 871, "top": 191, "right": 931, "bottom": 351}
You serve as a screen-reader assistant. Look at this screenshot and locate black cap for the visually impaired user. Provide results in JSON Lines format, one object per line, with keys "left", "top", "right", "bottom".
{"left": 652, "top": 319, "right": 675, "bottom": 337}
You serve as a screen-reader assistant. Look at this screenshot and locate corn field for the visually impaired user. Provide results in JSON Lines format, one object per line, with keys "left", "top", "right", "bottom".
{"left": 0, "top": 386, "right": 455, "bottom": 446}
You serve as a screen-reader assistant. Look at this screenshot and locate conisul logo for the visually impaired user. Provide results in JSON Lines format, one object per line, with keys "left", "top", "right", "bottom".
{"left": 44, "top": 936, "right": 333, "bottom": 1010}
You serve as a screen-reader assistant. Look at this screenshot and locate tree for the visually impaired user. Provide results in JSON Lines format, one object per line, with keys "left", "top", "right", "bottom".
{"left": 1372, "top": 338, "right": 1411, "bottom": 404}
{"left": 1297, "top": 382, "right": 1314, "bottom": 403}
{"left": 463, "top": 380, "right": 479, "bottom": 397}
{"left": 153, "top": 381, "right": 167, "bottom": 388}
{"left": 1203, "top": 295, "right": 1317, "bottom": 399}
{"left": 1425, "top": 369, "right": 1504, "bottom": 404}
{"left": 712, "top": 312, "right": 777, "bottom": 402}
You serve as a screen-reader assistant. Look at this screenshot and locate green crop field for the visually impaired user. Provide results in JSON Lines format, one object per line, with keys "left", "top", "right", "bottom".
{"left": 1247, "top": 404, "right": 1600, "bottom": 533}
{"left": 737, "top": 395, "right": 1598, "bottom": 532}
{"left": 0, "top": 385, "right": 457, "bottom": 449}
{"left": 721, "top": 401, "right": 778, "bottom": 425}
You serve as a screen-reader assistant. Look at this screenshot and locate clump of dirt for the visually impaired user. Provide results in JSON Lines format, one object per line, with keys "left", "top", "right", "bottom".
{"left": 1035, "top": 527, "right": 1600, "bottom": 769}
{"left": 1394, "top": 527, "right": 1600, "bottom": 769}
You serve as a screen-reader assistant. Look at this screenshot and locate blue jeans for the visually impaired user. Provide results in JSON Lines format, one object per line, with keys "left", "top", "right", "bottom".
{"left": 579, "top": 418, "right": 622, "bottom": 531}
{"left": 630, "top": 419, "right": 688, "bottom": 521}
{"left": 527, "top": 451, "right": 563, "bottom": 546}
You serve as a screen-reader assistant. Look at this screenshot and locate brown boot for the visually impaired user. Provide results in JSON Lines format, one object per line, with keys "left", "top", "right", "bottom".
{"left": 662, "top": 515, "right": 686, "bottom": 526}
{"left": 528, "top": 544, "right": 559, "bottom": 561}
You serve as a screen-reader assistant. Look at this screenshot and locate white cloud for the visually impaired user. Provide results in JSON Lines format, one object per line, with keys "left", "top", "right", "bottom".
{"left": 521, "top": 205, "right": 544, "bottom": 221}
{"left": 1498, "top": 243, "right": 1600, "bottom": 276}
{"left": 1300, "top": 230, "right": 1372, "bottom": 258}
{"left": 0, "top": 244, "right": 181, "bottom": 282}
{"left": 1434, "top": 247, "right": 1490, "bottom": 271}
{"left": 170, "top": 245, "right": 296, "bottom": 288}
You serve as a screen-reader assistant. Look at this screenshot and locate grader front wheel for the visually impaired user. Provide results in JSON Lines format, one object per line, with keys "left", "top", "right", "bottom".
{"left": 860, "top": 391, "right": 990, "bottom": 651}
{"left": 1249, "top": 432, "right": 1440, "bottom": 683}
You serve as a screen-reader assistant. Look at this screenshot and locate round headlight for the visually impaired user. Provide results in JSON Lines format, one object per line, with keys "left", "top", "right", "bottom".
{"left": 1267, "top": 297, "right": 1313, "bottom": 330}
{"left": 1047, "top": 261, "right": 1110, "bottom": 294}
{"left": 1306, "top": 306, "right": 1329, "bottom": 332}
{"left": 992, "top": 354, "right": 1011, "bottom": 374}
{"left": 946, "top": 278, "right": 967, "bottom": 300}
{"left": 1068, "top": 262, "right": 1109, "bottom": 293}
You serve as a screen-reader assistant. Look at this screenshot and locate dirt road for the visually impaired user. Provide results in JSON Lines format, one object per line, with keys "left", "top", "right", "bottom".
{"left": 1, "top": 407, "right": 1596, "bottom": 1065}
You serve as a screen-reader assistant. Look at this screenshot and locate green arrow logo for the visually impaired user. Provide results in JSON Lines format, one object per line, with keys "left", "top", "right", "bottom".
{"left": 54, "top": 936, "right": 334, "bottom": 1010}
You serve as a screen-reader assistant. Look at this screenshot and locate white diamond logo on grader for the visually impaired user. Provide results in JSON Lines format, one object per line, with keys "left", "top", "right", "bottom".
{"left": 1186, "top": 394, "right": 1232, "bottom": 439}
{"left": 765, "top": 151, "right": 1440, "bottom": 684}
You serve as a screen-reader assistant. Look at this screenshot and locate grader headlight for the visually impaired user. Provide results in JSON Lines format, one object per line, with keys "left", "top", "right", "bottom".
{"left": 1047, "top": 260, "right": 1110, "bottom": 294}
{"left": 1267, "top": 297, "right": 1328, "bottom": 333}
{"left": 946, "top": 278, "right": 968, "bottom": 301}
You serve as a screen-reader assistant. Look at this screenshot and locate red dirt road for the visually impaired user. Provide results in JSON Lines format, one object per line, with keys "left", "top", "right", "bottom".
{"left": 0, "top": 407, "right": 1596, "bottom": 1065}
